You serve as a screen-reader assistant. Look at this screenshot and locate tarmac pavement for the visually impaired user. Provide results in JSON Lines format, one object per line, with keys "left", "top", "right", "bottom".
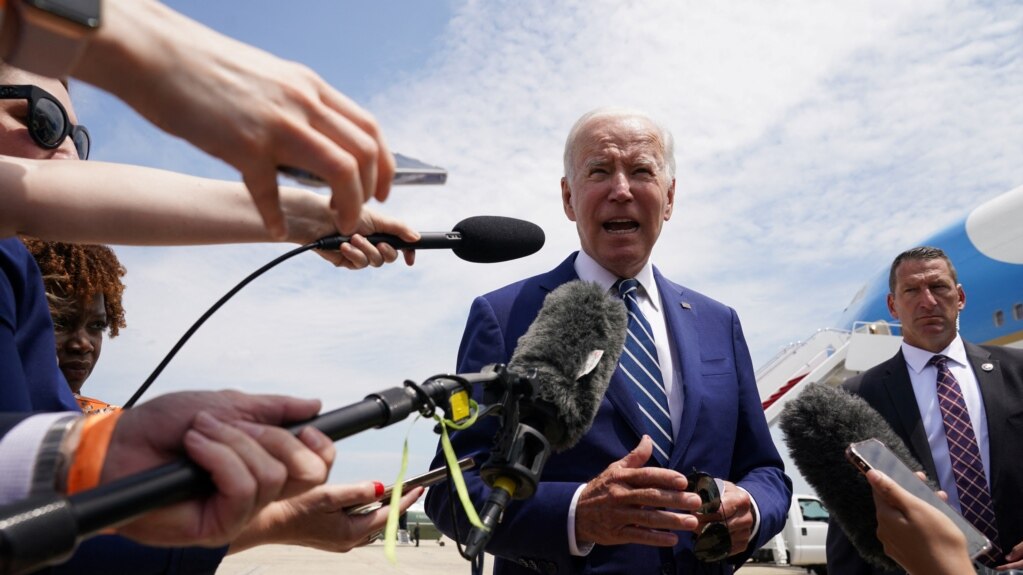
{"left": 218, "top": 538, "right": 809, "bottom": 574}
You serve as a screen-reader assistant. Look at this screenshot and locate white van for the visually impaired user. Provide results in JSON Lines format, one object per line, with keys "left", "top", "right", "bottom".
{"left": 754, "top": 493, "right": 828, "bottom": 574}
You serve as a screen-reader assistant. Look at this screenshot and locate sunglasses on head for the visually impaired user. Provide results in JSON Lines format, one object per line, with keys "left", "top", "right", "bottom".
{"left": 0, "top": 85, "right": 90, "bottom": 160}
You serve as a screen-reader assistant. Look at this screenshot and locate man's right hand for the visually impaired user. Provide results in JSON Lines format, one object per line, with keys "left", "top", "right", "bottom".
{"left": 101, "top": 390, "right": 335, "bottom": 548}
{"left": 575, "top": 436, "right": 702, "bottom": 547}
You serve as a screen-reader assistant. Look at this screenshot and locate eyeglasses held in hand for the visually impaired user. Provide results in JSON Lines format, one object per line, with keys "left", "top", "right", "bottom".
{"left": 0, "top": 85, "right": 90, "bottom": 160}
{"left": 687, "top": 471, "right": 732, "bottom": 563}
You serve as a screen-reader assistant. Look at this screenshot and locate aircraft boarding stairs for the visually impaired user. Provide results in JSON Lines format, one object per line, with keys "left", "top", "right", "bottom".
{"left": 758, "top": 322, "right": 904, "bottom": 426}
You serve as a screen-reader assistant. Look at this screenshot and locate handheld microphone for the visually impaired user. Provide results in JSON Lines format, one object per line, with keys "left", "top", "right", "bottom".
{"left": 315, "top": 215, "right": 545, "bottom": 263}
{"left": 124, "top": 216, "right": 543, "bottom": 408}
{"left": 464, "top": 280, "right": 628, "bottom": 557}
{"left": 778, "top": 383, "right": 926, "bottom": 570}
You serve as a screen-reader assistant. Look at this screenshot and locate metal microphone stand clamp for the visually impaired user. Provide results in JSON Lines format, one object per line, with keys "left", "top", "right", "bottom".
{"left": 463, "top": 365, "right": 555, "bottom": 559}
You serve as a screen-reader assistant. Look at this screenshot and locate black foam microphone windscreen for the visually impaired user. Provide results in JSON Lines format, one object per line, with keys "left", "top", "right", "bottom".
{"left": 315, "top": 215, "right": 545, "bottom": 263}
{"left": 452, "top": 216, "right": 545, "bottom": 263}
{"left": 779, "top": 383, "right": 931, "bottom": 570}
{"left": 506, "top": 279, "right": 628, "bottom": 451}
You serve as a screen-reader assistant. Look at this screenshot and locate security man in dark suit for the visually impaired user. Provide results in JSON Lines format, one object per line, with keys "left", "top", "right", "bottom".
{"left": 828, "top": 246, "right": 1023, "bottom": 573}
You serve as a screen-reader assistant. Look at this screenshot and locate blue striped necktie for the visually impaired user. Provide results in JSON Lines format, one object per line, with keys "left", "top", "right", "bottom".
{"left": 616, "top": 278, "right": 672, "bottom": 466}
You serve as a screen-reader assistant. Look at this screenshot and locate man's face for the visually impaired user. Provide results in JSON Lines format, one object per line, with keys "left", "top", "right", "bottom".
{"left": 887, "top": 258, "right": 965, "bottom": 353}
{"left": 0, "top": 70, "right": 81, "bottom": 160}
{"left": 561, "top": 114, "right": 674, "bottom": 278}
{"left": 54, "top": 292, "right": 107, "bottom": 394}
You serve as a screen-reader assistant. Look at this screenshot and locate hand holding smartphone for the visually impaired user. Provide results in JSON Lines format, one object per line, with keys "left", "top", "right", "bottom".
{"left": 280, "top": 153, "right": 447, "bottom": 188}
{"left": 345, "top": 456, "right": 474, "bottom": 515}
{"left": 846, "top": 438, "right": 992, "bottom": 560}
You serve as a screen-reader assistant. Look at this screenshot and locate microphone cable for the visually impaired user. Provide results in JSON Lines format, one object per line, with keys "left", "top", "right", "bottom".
{"left": 123, "top": 238, "right": 335, "bottom": 408}
{"left": 122, "top": 214, "right": 545, "bottom": 407}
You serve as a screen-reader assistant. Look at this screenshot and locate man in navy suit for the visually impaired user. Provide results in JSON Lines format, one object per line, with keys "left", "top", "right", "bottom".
{"left": 828, "top": 247, "right": 1023, "bottom": 574}
{"left": 425, "top": 108, "right": 791, "bottom": 574}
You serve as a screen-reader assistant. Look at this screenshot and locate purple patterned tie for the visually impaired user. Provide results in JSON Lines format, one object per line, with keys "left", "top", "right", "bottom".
{"left": 930, "top": 354, "right": 1001, "bottom": 565}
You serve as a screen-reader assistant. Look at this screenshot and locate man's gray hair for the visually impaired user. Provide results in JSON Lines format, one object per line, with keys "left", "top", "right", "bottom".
{"left": 562, "top": 107, "right": 676, "bottom": 181}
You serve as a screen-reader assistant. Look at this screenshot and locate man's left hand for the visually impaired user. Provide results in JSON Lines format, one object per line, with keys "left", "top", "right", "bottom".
{"left": 695, "top": 480, "right": 754, "bottom": 556}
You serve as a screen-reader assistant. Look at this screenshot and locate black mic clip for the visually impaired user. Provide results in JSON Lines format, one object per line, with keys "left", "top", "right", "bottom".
{"left": 461, "top": 365, "right": 554, "bottom": 559}
{"left": 478, "top": 366, "right": 552, "bottom": 502}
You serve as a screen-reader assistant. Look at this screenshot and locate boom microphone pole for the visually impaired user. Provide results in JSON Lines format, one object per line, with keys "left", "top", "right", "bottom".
{"left": 0, "top": 367, "right": 517, "bottom": 575}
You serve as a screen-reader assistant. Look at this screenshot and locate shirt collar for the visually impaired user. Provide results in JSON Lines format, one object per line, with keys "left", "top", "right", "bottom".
{"left": 902, "top": 333, "right": 968, "bottom": 374}
{"left": 573, "top": 250, "right": 661, "bottom": 312}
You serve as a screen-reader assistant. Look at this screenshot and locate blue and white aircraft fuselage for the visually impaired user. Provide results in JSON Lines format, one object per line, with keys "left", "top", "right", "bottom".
{"left": 836, "top": 185, "right": 1023, "bottom": 348}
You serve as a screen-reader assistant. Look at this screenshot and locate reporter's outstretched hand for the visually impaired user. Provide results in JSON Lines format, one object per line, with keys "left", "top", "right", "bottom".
{"left": 1, "top": 159, "right": 417, "bottom": 270}
{"left": 229, "top": 483, "right": 425, "bottom": 553}
{"left": 867, "top": 469, "right": 973, "bottom": 575}
{"left": 288, "top": 201, "right": 418, "bottom": 269}
{"left": 102, "top": 390, "right": 334, "bottom": 547}
{"left": 74, "top": 0, "right": 395, "bottom": 239}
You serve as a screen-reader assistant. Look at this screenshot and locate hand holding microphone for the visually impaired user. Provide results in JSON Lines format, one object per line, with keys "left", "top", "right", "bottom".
{"left": 315, "top": 215, "right": 545, "bottom": 264}
{"left": 308, "top": 207, "right": 421, "bottom": 270}
{"left": 102, "top": 391, "right": 335, "bottom": 548}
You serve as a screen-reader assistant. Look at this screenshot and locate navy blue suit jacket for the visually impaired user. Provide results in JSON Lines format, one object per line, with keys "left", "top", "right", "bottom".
{"left": 425, "top": 254, "right": 791, "bottom": 574}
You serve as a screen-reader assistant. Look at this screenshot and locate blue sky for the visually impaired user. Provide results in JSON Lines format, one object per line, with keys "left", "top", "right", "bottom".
{"left": 77, "top": 1, "right": 1023, "bottom": 488}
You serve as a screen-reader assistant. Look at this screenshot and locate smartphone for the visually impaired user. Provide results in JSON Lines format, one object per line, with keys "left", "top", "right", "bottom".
{"left": 345, "top": 456, "right": 474, "bottom": 515}
{"left": 279, "top": 152, "right": 447, "bottom": 187}
{"left": 846, "top": 438, "right": 992, "bottom": 559}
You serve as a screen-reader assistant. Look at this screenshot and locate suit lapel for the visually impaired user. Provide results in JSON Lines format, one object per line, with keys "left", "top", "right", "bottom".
{"left": 655, "top": 270, "right": 702, "bottom": 468}
{"left": 881, "top": 351, "right": 939, "bottom": 477}
{"left": 537, "top": 254, "right": 579, "bottom": 294}
{"left": 967, "top": 343, "right": 1002, "bottom": 438}
{"left": 967, "top": 343, "right": 1010, "bottom": 491}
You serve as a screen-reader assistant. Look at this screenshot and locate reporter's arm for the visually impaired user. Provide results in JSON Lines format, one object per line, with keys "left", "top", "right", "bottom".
{"left": 0, "top": 157, "right": 417, "bottom": 267}
{"left": 71, "top": 0, "right": 394, "bottom": 238}
{"left": 98, "top": 390, "right": 335, "bottom": 547}
{"left": 0, "top": 412, "right": 77, "bottom": 504}
{"left": 228, "top": 483, "right": 424, "bottom": 554}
